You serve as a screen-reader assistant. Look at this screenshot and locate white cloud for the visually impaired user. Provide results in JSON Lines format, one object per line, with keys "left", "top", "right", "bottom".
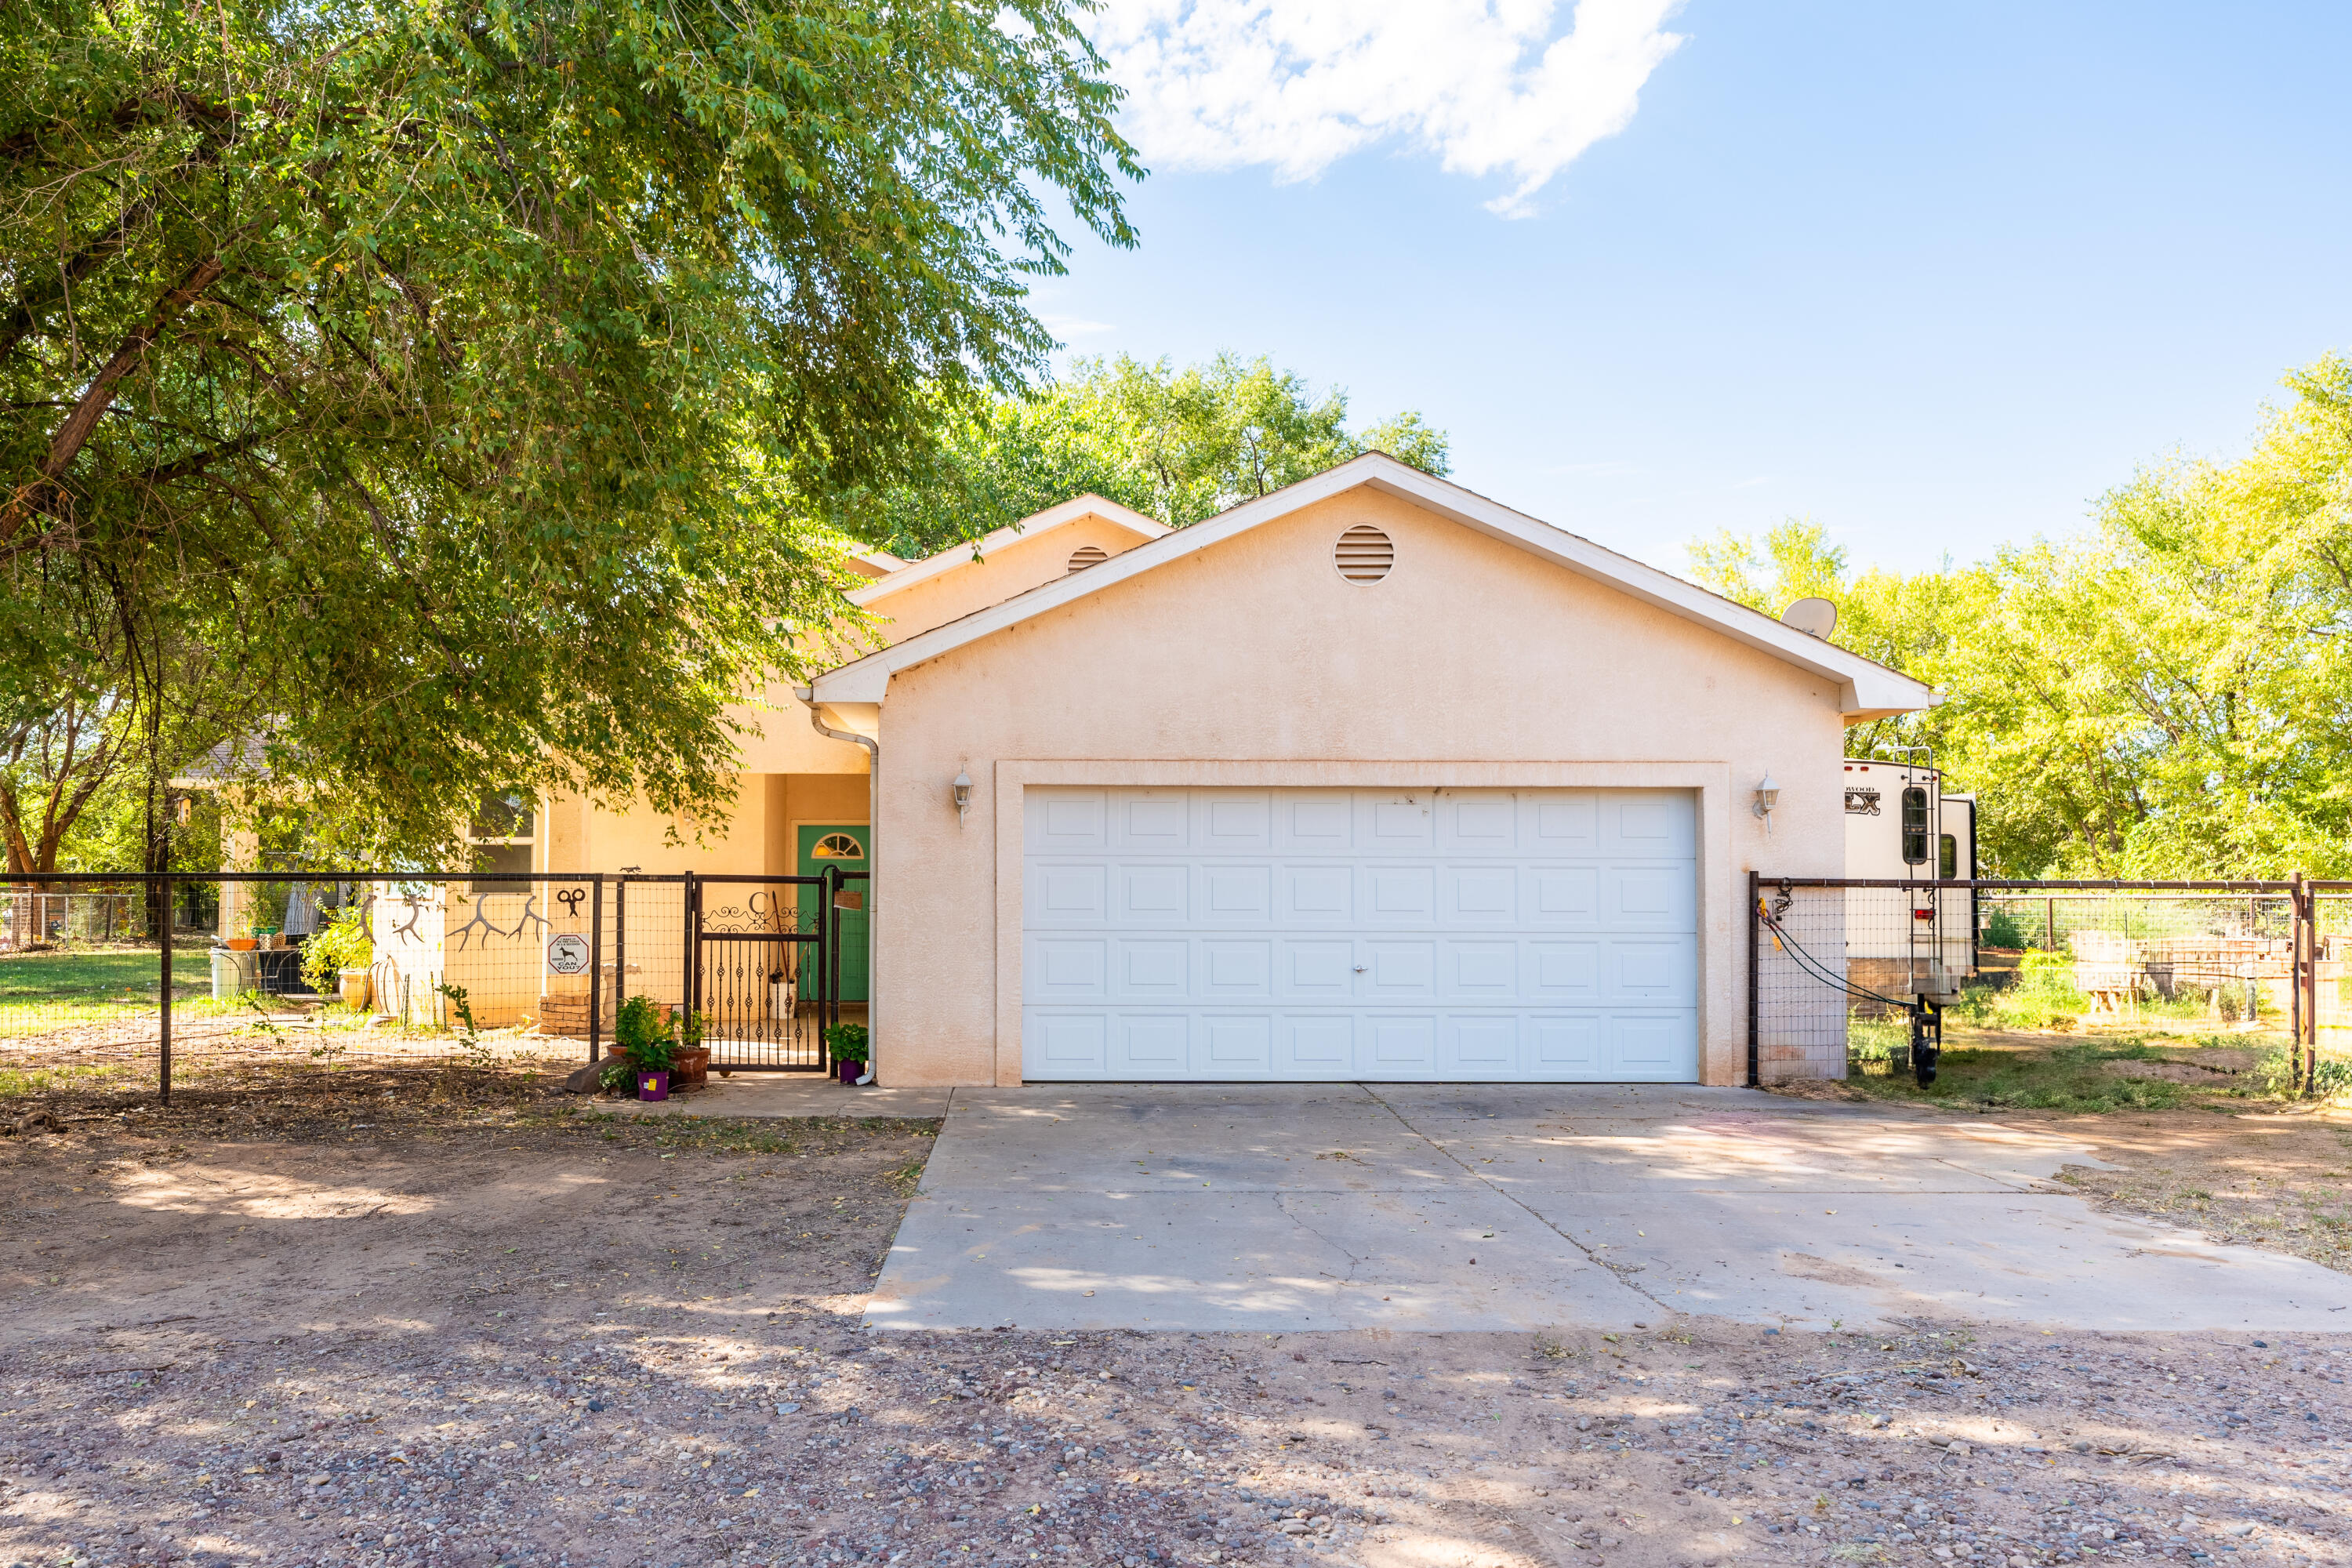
{"left": 1091, "top": 0, "right": 1687, "bottom": 216}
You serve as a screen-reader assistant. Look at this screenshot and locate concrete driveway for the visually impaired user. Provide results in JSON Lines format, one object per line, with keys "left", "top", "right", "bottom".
{"left": 868, "top": 1083, "right": 2352, "bottom": 1334}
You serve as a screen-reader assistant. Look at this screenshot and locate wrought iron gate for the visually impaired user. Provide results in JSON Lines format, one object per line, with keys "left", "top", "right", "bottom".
{"left": 687, "top": 873, "right": 830, "bottom": 1072}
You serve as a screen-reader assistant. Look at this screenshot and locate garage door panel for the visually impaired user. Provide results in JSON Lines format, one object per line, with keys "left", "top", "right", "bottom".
{"left": 1525, "top": 792, "right": 1599, "bottom": 851}
{"left": 1359, "top": 793, "right": 1436, "bottom": 851}
{"left": 1022, "top": 786, "right": 1694, "bottom": 1083}
{"left": 1360, "top": 863, "right": 1437, "bottom": 924}
{"left": 1279, "top": 1014, "right": 1356, "bottom": 1074}
{"left": 1200, "top": 939, "right": 1274, "bottom": 999}
{"left": 1443, "top": 1014, "right": 1521, "bottom": 1075}
{"left": 1198, "top": 792, "right": 1274, "bottom": 851}
{"left": 1113, "top": 1014, "right": 1190, "bottom": 1073}
{"left": 1030, "top": 1011, "right": 1107, "bottom": 1072}
{"left": 1194, "top": 1013, "right": 1272, "bottom": 1075}
{"left": 1281, "top": 939, "right": 1356, "bottom": 1000}
{"left": 1439, "top": 791, "right": 1518, "bottom": 852}
{"left": 1279, "top": 863, "right": 1354, "bottom": 924}
{"left": 1363, "top": 939, "right": 1436, "bottom": 1000}
{"left": 1112, "top": 790, "right": 1190, "bottom": 850}
{"left": 1198, "top": 862, "right": 1274, "bottom": 924}
{"left": 1607, "top": 935, "right": 1697, "bottom": 1001}
{"left": 1602, "top": 792, "right": 1697, "bottom": 856}
{"left": 1443, "top": 864, "right": 1519, "bottom": 924}
{"left": 1602, "top": 862, "right": 1697, "bottom": 928}
{"left": 1114, "top": 863, "right": 1189, "bottom": 925}
{"left": 1610, "top": 1011, "right": 1696, "bottom": 1077}
{"left": 1530, "top": 1014, "right": 1602, "bottom": 1073}
{"left": 1524, "top": 865, "right": 1601, "bottom": 924}
{"left": 1028, "top": 862, "right": 1109, "bottom": 926}
{"left": 1113, "top": 938, "right": 1189, "bottom": 1000}
{"left": 1443, "top": 938, "right": 1519, "bottom": 1001}
{"left": 1029, "top": 936, "right": 1109, "bottom": 1000}
{"left": 1527, "top": 938, "right": 1601, "bottom": 1000}
{"left": 1030, "top": 790, "right": 1108, "bottom": 851}
{"left": 1363, "top": 1014, "right": 1438, "bottom": 1076}
{"left": 1277, "top": 794, "right": 1356, "bottom": 851}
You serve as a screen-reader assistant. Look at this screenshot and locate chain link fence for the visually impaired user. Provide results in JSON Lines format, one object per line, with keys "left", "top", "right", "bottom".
{"left": 1751, "top": 876, "right": 2343, "bottom": 1087}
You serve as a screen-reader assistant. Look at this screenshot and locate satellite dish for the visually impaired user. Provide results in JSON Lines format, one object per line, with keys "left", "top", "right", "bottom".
{"left": 1781, "top": 597, "right": 1838, "bottom": 639}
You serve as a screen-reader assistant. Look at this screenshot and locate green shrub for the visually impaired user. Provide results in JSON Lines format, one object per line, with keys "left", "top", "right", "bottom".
{"left": 1981, "top": 909, "right": 2028, "bottom": 949}
{"left": 612, "top": 994, "right": 677, "bottom": 1074}
{"left": 1987, "top": 949, "right": 2086, "bottom": 1029}
{"left": 300, "top": 907, "right": 372, "bottom": 995}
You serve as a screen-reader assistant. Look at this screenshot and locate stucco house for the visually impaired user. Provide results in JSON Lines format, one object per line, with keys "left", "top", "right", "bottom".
{"left": 538, "top": 454, "right": 1930, "bottom": 1086}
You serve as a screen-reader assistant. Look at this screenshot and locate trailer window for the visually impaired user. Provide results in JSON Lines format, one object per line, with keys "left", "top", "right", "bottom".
{"left": 1901, "top": 787, "right": 1931, "bottom": 865}
{"left": 1939, "top": 833, "right": 1958, "bottom": 880}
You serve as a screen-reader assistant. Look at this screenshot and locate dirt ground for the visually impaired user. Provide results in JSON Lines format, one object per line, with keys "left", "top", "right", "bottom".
{"left": 5, "top": 1070, "right": 2352, "bottom": 1568}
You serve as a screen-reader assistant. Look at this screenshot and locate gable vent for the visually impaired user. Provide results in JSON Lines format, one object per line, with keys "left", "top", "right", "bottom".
{"left": 1334, "top": 524, "right": 1394, "bottom": 583}
{"left": 1066, "top": 544, "right": 1109, "bottom": 573}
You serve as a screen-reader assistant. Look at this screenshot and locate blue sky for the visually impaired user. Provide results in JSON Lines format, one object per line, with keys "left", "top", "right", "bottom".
{"left": 1040, "top": 2, "right": 2352, "bottom": 574}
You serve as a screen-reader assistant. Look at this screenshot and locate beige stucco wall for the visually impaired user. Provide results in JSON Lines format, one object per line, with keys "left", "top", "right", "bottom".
{"left": 869, "top": 485, "right": 1849, "bottom": 1088}
{"left": 858, "top": 513, "right": 1158, "bottom": 644}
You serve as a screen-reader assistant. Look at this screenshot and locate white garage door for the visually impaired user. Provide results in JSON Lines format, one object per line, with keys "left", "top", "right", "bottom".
{"left": 1020, "top": 787, "right": 1697, "bottom": 1082}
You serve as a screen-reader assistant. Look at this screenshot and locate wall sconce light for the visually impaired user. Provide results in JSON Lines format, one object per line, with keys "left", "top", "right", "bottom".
{"left": 1752, "top": 773, "right": 1779, "bottom": 834}
{"left": 952, "top": 769, "right": 973, "bottom": 826}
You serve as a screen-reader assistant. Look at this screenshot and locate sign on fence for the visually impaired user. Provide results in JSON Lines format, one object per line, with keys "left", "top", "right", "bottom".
{"left": 546, "top": 933, "right": 590, "bottom": 975}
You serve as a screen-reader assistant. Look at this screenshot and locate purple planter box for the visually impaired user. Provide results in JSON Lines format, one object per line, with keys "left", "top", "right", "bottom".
{"left": 837, "top": 1061, "right": 863, "bottom": 1084}
{"left": 637, "top": 1069, "right": 671, "bottom": 1102}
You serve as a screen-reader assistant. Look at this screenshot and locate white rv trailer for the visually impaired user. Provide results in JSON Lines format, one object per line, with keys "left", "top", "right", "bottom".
{"left": 1842, "top": 760, "right": 1976, "bottom": 1000}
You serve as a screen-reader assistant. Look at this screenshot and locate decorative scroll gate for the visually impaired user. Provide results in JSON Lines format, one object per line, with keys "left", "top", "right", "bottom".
{"left": 686, "top": 873, "right": 831, "bottom": 1073}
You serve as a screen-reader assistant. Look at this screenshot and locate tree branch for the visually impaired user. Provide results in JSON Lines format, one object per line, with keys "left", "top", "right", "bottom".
{"left": 0, "top": 252, "right": 225, "bottom": 544}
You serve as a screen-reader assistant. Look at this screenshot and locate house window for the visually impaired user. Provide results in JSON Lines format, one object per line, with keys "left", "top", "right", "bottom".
{"left": 809, "top": 832, "right": 866, "bottom": 861}
{"left": 1067, "top": 544, "right": 1109, "bottom": 573}
{"left": 1334, "top": 524, "right": 1394, "bottom": 583}
{"left": 470, "top": 789, "right": 535, "bottom": 887}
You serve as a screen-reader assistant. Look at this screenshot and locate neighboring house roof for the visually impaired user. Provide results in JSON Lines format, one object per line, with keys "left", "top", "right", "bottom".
{"left": 848, "top": 494, "right": 1169, "bottom": 609}
{"left": 808, "top": 454, "right": 1935, "bottom": 720}
{"left": 169, "top": 734, "right": 272, "bottom": 789}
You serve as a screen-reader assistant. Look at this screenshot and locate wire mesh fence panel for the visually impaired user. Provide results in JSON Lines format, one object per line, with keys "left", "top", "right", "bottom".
{"left": 1757, "top": 878, "right": 2313, "bottom": 1083}
{"left": 2, "top": 872, "right": 612, "bottom": 1103}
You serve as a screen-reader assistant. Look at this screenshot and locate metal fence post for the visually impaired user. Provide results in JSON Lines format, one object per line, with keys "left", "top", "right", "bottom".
{"left": 1746, "top": 869, "right": 1760, "bottom": 1088}
{"left": 586, "top": 874, "right": 604, "bottom": 1065}
{"left": 2295, "top": 872, "right": 2317, "bottom": 1094}
{"left": 158, "top": 873, "right": 173, "bottom": 1107}
{"left": 684, "top": 871, "right": 700, "bottom": 1030}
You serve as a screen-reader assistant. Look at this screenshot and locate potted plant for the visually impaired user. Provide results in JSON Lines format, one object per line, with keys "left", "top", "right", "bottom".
{"left": 226, "top": 918, "right": 259, "bottom": 953}
{"left": 631, "top": 1030, "right": 678, "bottom": 1102}
{"left": 605, "top": 994, "right": 695, "bottom": 1098}
{"left": 299, "top": 907, "right": 373, "bottom": 1009}
{"left": 670, "top": 1005, "right": 713, "bottom": 1090}
{"left": 826, "top": 1022, "right": 869, "bottom": 1084}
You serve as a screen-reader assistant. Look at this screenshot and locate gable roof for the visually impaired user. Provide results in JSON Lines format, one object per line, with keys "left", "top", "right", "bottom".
{"left": 848, "top": 493, "right": 1169, "bottom": 609}
{"left": 809, "top": 454, "right": 1935, "bottom": 720}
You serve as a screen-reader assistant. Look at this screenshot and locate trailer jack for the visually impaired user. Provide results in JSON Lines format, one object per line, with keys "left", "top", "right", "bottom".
{"left": 1909, "top": 996, "right": 1943, "bottom": 1087}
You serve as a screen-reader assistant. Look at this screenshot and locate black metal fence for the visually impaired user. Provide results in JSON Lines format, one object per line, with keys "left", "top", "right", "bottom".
{"left": 0, "top": 869, "right": 866, "bottom": 1104}
{"left": 1749, "top": 874, "right": 2345, "bottom": 1089}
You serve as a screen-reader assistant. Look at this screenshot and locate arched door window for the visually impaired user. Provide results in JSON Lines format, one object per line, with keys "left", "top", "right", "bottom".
{"left": 810, "top": 832, "right": 866, "bottom": 860}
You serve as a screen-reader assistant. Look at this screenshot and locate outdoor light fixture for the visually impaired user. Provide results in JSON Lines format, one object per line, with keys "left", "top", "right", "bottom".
{"left": 952, "top": 769, "right": 973, "bottom": 826}
{"left": 1753, "top": 773, "right": 1780, "bottom": 833}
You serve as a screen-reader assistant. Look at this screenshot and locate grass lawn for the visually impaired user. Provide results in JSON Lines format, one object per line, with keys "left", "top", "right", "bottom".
{"left": 1828, "top": 1019, "right": 2328, "bottom": 1112}
{"left": 0, "top": 938, "right": 218, "bottom": 1036}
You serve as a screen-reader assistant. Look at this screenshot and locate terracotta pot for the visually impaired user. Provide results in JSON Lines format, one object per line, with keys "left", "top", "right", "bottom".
{"left": 670, "top": 1044, "right": 711, "bottom": 1091}
{"left": 637, "top": 1069, "right": 670, "bottom": 1102}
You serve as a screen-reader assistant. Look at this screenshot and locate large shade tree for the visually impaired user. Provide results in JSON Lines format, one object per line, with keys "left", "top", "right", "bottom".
{"left": 0, "top": 0, "right": 1139, "bottom": 858}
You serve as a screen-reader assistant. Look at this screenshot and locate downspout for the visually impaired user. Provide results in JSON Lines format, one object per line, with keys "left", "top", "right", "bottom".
{"left": 803, "top": 691, "right": 880, "bottom": 1085}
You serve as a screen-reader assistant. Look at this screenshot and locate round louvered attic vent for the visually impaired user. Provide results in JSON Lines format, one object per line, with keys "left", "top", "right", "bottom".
{"left": 1066, "top": 544, "right": 1109, "bottom": 573}
{"left": 1334, "top": 524, "right": 1394, "bottom": 583}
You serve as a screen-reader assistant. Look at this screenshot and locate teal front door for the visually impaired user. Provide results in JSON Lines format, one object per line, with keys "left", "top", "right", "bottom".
{"left": 797, "top": 824, "right": 870, "bottom": 1002}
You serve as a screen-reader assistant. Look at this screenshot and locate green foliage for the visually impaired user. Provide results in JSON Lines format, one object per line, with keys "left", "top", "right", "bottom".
{"left": 299, "top": 906, "right": 372, "bottom": 994}
{"left": 0, "top": 0, "right": 1138, "bottom": 862}
{"left": 862, "top": 354, "right": 1452, "bottom": 558}
{"left": 824, "top": 1021, "right": 869, "bottom": 1065}
{"left": 1981, "top": 909, "right": 2027, "bottom": 949}
{"left": 612, "top": 993, "right": 677, "bottom": 1074}
{"left": 1687, "top": 354, "right": 2352, "bottom": 877}
{"left": 1945, "top": 951, "right": 2086, "bottom": 1032}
